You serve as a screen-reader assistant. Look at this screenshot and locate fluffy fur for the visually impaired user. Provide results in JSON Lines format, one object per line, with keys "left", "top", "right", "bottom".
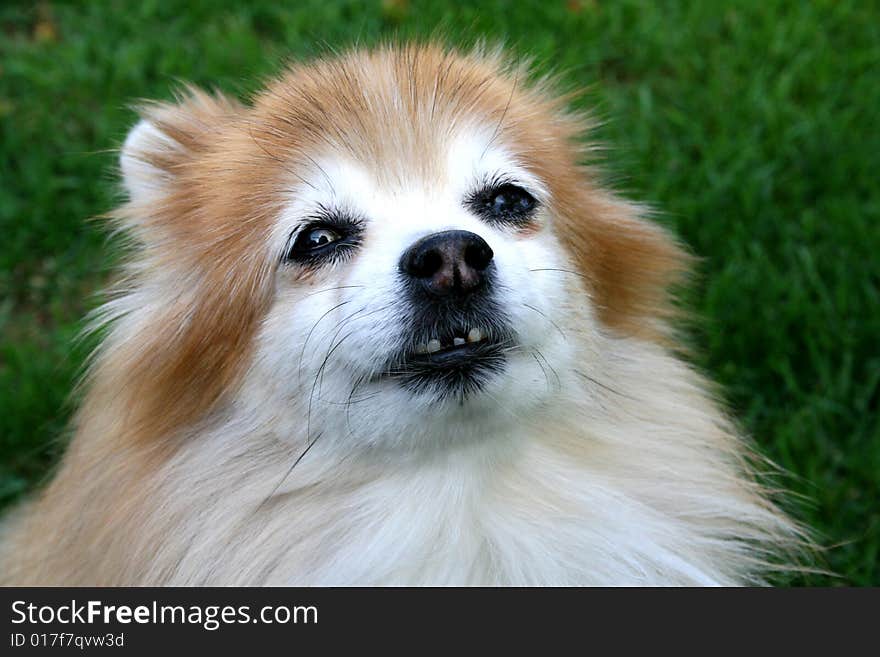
{"left": 0, "top": 43, "right": 805, "bottom": 585}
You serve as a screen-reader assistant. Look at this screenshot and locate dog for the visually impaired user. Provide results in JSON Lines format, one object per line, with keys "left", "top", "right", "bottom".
{"left": 0, "top": 43, "right": 805, "bottom": 585}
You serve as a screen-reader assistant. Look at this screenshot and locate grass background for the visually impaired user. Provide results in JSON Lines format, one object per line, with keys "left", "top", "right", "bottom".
{"left": 1, "top": 0, "right": 877, "bottom": 585}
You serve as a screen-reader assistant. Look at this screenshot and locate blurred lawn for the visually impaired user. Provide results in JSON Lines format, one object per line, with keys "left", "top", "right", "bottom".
{"left": 1, "top": 0, "right": 877, "bottom": 585}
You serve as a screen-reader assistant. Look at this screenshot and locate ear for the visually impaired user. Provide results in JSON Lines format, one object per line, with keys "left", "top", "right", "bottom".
{"left": 108, "top": 88, "right": 270, "bottom": 445}
{"left": 119, "top": 119, "right": 179, "bottom": 204}
{"left": 558, "top": 187, "right": 693, "bottom": 344}
{"left": 119, "top": 86, "right": 243, "bottom": 205}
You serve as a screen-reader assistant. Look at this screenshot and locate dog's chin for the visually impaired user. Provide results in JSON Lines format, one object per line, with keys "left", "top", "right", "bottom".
{"left": 374, "top": 325, "right": 514, "bottom": 402}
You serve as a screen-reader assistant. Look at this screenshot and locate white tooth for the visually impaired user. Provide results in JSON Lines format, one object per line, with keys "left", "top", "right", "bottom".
{"left": 453, "top": 337, "right": 466, "bottom": 346}
{"left": 467, "top": 327, "right": 483, "bottom": 343}
{"left": 427, "top": 339, "right": 441, "bottom": 353}
{"left": 415, "top": 344, "right": 428, "bottom": 354}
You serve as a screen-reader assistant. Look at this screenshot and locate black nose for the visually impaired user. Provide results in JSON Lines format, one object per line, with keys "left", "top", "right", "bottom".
{"left": 400, "top": 230, "right": 494, "bottom": 297}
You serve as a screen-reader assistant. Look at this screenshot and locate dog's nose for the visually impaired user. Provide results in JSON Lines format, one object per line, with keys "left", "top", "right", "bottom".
{"left": 400, "top": 230, "right": 494, "bottom": 297}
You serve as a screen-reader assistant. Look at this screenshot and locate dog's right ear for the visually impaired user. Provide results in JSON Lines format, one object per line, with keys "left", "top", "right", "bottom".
{"left": 119, "top": 86, "right": 243, "bottom": 207}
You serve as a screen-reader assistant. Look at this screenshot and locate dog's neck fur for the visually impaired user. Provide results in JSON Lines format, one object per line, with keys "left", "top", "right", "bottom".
{"left": 1, "top": 330, "right": 798, "bottom": 586}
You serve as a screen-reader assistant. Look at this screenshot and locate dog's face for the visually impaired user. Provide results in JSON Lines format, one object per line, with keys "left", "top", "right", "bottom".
{"left": 256, "top": 132, "right": 575, "bottom": 447}
{"left": 117, "top": 45, "right": 685, "bottom": 450}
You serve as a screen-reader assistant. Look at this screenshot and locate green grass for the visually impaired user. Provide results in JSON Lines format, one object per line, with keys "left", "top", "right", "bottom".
{"left": 1, "top": 0, "right": 877, "bottom": 585}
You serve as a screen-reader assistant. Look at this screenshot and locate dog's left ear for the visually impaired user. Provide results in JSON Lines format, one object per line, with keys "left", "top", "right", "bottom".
{"left": 109, "top": 88, "right": 267, "bottom": 445}
{"left": 119, "top": 86, "right": 243, "bottom": 209}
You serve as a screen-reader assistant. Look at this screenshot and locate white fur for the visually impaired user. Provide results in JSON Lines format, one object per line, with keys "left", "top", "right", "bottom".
{"left": 119, "top": 119, "right": 178, "bottom": 202}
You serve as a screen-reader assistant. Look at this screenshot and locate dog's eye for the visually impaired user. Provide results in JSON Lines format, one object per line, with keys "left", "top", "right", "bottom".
{"left": 285, "top": 219, "right": 361, "bottom": 265}
{"left": 466, "top": 183, "right": 538, "bottom": 227}
{"left": 300, "top": 227, "right": 340, "bottom": 250}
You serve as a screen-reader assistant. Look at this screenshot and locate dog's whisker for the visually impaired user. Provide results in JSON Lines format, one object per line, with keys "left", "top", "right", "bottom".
{"left": 522, "top": 303, "right": 568, "bottom": 342}
{"left": 528, "top": 267, "right": 591, "bottom": 281}
{"left": 253, "top": 430, "right": 325, "bottom": 516}
{"left": 532, "top": 347, "right": 561, "bottom": 392}
{"left": 572, "top": 368, "right": 636, "bottom": 401}
{"left": 297, "top": 299, "right": 353, "bottom": 384}
{"left": 301, "top": 284, "right": 366, "bottom": 299}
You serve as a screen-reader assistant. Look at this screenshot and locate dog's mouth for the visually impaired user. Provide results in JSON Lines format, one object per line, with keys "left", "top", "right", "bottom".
{"left": 379, "top": 323, "right": 512, "bottom": 399}
{"left": 406, "top": 326, "right": 491, "bottom": 365}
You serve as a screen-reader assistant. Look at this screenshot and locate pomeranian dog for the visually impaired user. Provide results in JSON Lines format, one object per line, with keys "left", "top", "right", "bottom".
{"left": 0, "top": 43, "right": 805, "bottom": 585}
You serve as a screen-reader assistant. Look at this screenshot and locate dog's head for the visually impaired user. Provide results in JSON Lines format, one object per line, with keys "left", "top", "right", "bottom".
{"left": 113, "top": 44, "right": 687, "bottom": 449}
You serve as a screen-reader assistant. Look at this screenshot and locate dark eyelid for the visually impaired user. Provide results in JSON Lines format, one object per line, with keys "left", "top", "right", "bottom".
{"left": 464, "top": 178, "right": 539, "bottom": 228}
{"left": 294, "top": 207, "right": 364, "bottom": 241}
{"left": 306, "top": 204, "right": 363, "bottom": 229}
{"left": 283, "top": 209, "right": 364, "bottom": 265}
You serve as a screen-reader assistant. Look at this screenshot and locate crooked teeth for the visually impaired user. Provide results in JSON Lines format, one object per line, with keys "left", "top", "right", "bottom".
{"left": 415, "top": 328, "right": 486, "bottom": 355}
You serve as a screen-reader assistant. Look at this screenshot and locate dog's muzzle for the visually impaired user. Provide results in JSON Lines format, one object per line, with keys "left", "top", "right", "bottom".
{"left": 376, "top": 230, "right": 513, "bottom": 399}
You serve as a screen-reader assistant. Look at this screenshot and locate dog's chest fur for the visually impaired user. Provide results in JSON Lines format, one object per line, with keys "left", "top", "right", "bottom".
{"left": 123, "top": 340, "right": 789, "bottom": 586}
